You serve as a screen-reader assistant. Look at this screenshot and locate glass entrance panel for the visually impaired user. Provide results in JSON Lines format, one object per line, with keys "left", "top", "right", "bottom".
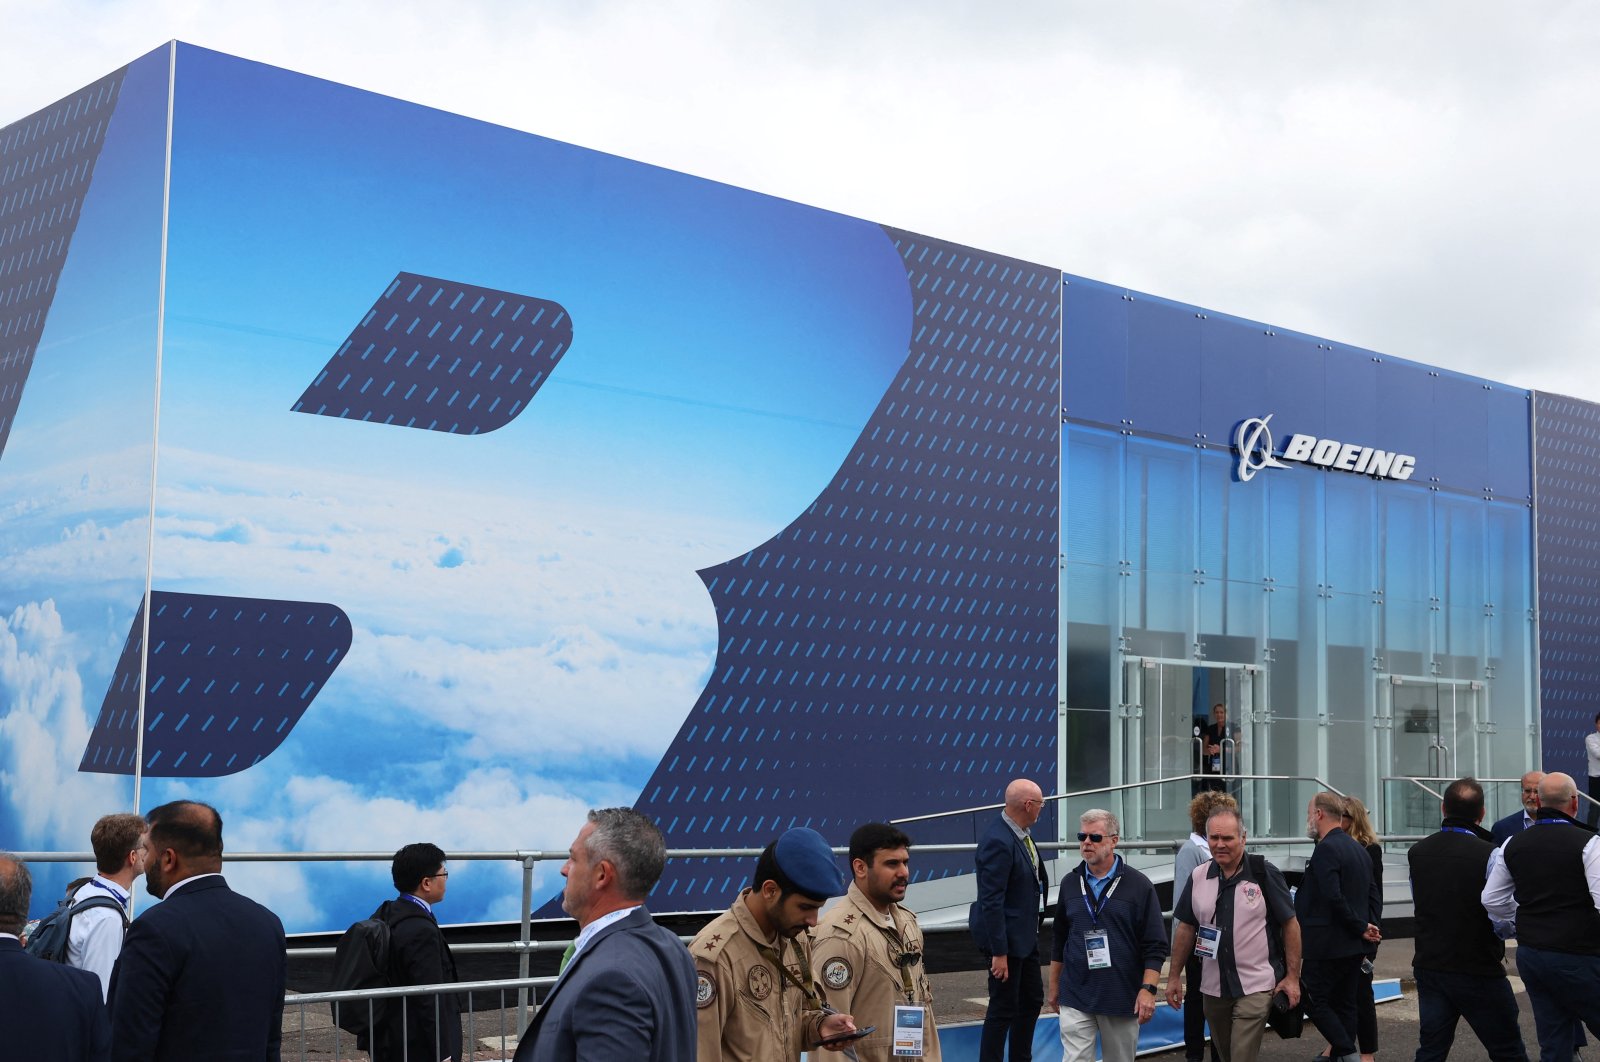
{"left": 1382, "top": 675, "right": 1482, "bottom": 832}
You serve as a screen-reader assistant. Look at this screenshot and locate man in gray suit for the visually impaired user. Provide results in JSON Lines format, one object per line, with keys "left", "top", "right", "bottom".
{"left": 513, "top": 808, "right": 695, "bottom": 1062}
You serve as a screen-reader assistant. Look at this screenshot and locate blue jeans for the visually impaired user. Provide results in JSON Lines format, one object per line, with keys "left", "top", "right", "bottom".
{"left": 1413, "top": 966, "right": 1528, "bottom": 1062}
{"left": 1514, "top": 945, "right": 1600, "bottom": 1062}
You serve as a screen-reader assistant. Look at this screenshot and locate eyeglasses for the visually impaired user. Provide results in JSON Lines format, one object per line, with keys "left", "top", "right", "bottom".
{"left": 426, "top": 870, "right": 449, "bottom": 879}
{"left": 1077, "top": 832, "right": 1114, "bottom": 843}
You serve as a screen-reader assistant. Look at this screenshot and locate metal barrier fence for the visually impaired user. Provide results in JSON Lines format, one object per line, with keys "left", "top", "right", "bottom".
{"left": 16, "top": 770, "right": 1500, "bottom": 1058}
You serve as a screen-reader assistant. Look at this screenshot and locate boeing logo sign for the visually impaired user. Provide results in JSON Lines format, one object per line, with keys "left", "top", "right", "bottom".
{"left": 1232, "top": 414, "right": 1417, "bottom": 483}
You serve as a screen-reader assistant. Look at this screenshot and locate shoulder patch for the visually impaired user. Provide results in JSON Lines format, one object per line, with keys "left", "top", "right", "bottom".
{"left": 821, "top": 956, "right": 853, "bottom": 990}
{"left": 696, "top": 971, "right": 717, "bottom": 1009}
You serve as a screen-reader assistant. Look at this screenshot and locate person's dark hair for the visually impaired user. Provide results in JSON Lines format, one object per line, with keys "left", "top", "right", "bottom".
{"left": 392, "top": 842, "right": 447, "bottom": 894}
{"left": 92, "top": 813, "right": 148, "bottom": 874}
{"left": 584, "top": 808, "right": 666, "bottom": 900}
{"left": 1594, "top": 710, "right": 1600, "bottom": 725}
{"left": 1443, "top": 777, "right": 1485, "bottom": 820}
{"left": 752, "top": 841, "right": 830, "bottom": 903}
{"left": 146, "top": 801, "right": 223, "bottom": 865}
{"left": 0, "top": 856, "right": 32, "bottom": 937}
{"left": 848, "top": 823, "right": 912, "bottom": 867}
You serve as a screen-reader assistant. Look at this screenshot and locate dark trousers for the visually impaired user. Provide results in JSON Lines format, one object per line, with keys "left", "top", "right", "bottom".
{"left": 1303, "top": 954, "right": 1362, "bottom": 1058}
{"left": 1588, "top": 775, "right": 1600, "bottom": 829}
{"left": 1355, "top": 959, "right": 1377, "bottom": 1054}
{"left": 1184, "top": 953, "right": 1219, "bottom": 1061}
{"left": 980, "top": 951, "right": 1044, "bottom": 1062}
{"left": 1515, "top": 945, "right": 1600, "bottom": 1062}
{"left": 1413, "top": 966, "right": 1528, "bottom": 1062}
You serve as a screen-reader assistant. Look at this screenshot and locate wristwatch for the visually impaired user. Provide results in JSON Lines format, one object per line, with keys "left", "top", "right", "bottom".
{"left": 1141, "top": 983, "right": 1158, "bottom": 994}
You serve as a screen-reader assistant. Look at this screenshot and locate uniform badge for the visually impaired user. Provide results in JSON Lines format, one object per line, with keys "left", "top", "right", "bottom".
{"left": 747, "top": 965, "right": 774, "bottom": 1000}
{"left": 1242, "top": 882, "right": 1261, "bottom": 907}
{"left": 696, "top": 972, "right": 717, "bottom": 1009}
{"left": 822, "top": 956, "right": 853, "bottom": 990}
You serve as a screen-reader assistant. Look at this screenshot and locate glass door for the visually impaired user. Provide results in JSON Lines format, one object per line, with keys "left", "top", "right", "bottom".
{"left": 1380, "top": 675, "right": 1484, "bottom": 832}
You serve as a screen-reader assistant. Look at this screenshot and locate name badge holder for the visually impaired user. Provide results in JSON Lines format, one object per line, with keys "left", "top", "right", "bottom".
{"left": 1079, "top": 869, "right": 1123, "bottom": 971}
{"left": 893, "top": 1004, "right": 926, "bottom": 1057}
{"left": 1195, "top": 924, "right": 1222, "bottom": 960}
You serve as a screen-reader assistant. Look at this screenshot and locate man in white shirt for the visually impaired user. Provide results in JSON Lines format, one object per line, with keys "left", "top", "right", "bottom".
{"left": 66, "top": 811, "right": 147, "bottom": 999}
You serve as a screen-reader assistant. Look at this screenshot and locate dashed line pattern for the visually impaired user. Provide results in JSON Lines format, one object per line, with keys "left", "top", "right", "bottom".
{"left": 0, "top": 68, "right": 125, "bottom": 462}
{"left": 629, "top": 228, "right": 1062, "bottom": 907}
{"left": 292, "top": 271, "right": 572, "bottom": 435}
{"left": 1534, "top": 392, "right": 1600, "bottom": 777}
{"left": 79, "top": 592, "right": 353, "bottom": 778}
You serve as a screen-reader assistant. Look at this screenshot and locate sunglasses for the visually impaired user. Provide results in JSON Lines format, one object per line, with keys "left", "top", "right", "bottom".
{"left": 1076, "top": 832, "right": 1112, "bottom": 843}
{"left": 894, "top": 951, "right": 923, "bottom": 969}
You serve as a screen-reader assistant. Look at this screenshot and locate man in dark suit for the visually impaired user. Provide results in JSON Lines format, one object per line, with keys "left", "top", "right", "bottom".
{"left": 514, "top": 807, "right": 695, "bottom": 1062}
{"left": 0, "top": 854, "right": 110, "bottom": 1061}
{"left": 108, "top": 800, "right": 286, "bottom": 1062}
{"left": 369, "top": 843, "right": 461, "bottom": 1062}
{"left": 970, "top": 777, "right": 1049, "bottom": 1062}
{"left": 1491, "top": 771, "right": 1545, "bottom": 845}
{"left": 1295, "top": 791, "right": 1380, "bottom": 1062}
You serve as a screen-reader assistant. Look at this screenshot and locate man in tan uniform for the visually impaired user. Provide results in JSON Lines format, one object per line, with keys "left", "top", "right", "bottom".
{"left": 692, "top": 827, "right": 859, "bottom": 1060}
{"left": 815, "top": 823, "right": 941, "bottom": 1060}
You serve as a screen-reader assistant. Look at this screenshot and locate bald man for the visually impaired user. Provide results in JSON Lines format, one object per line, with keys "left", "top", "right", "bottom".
{"left": 969, "top": 778, "right": 1050, "bottom": 1062}
{"left": 1483, "top": 772, "right": 1600, "bottom": 1062}
{"left": 1491, "top": 771, "right": 1545, "bottom": 845}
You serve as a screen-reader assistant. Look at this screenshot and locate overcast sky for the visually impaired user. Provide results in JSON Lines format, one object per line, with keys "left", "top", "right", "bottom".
{"left": 5, "top": 1, "right": 1599, "bottom": 401}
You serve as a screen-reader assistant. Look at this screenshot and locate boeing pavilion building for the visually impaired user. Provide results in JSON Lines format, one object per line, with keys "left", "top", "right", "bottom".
{"left": 1, "top": 42, "right": 1594, "bottom": 928}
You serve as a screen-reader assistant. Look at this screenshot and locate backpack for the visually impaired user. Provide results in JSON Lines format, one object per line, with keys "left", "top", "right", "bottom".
{"left": 329, "top": 912, "right": 394, "bottom": 1037}
{"left": 24, "top": 879, "right": 129, "bottom": 963}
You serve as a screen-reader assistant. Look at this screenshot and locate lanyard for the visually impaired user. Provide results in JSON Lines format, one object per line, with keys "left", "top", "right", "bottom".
{"left": 870, "top": 913, "right": 920, "bottom": 1004}
{"left": 758, "top": 934, "right": 822, "bottom": 1011}
{"left": 1079, "top": 866, "right": 1123, "bottom": 927}
{"left": 87, "top": 880, "right": 128, "bottom": 906}
{"left": 1439, "top": 826, "right": 1478, "bottom": 836}
{"left": 1534, "top": 818, "right": 1572, "bottom": 826}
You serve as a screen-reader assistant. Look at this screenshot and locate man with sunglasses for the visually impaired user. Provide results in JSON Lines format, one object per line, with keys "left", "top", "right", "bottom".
{"left": 815, "top": 823, "right": 941, "bottom": 1060}
{"left": 1047, "top": 810, "right": 1167, "bottom": 1062}
{"left": 368, "top": 842, "right": 461, "bottom": 1062}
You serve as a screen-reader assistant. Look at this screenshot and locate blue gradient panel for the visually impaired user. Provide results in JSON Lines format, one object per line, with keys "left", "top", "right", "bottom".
{"left": 0, "top": 67, "right": 125, "bottom": 461}
{"left": 628, "top": 230, "right": 1062, "bottom": 908}
{"left": 1534, "top": 391, "right": 1600, "bottom": 777}
{"left": 80, "top": 592, "right": 352, "bottom": 777}
{"left": 292, "top": 272, "right": 572, "bottom": 434}
{"left": 1062, "top": 275, "right": 1528, "bottom": 498}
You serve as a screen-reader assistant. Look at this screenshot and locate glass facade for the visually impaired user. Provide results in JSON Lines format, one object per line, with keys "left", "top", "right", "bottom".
{"left": 1060, "top": 278, "right": 1538, "bottom": 843}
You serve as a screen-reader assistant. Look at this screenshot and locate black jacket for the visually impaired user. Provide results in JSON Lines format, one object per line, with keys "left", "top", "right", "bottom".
{"left": 1295, "top": 826, "right": 1373, "bottom": 960}
{"left": 1407, "top": 817, "right": 1505, "bottom": 977}
{"left": 370, "top": 898, "right": 461, "bottom": 1062}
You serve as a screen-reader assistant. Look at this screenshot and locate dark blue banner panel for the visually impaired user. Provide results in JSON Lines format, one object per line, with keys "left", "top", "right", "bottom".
{"left": 628, "top": 229, "right": 1062, "bottom": 908}
{"left": 1534, "top": 391, "right": 1600, "bottom": 777}
{"left": 292, "top": 271, "right": 571, "bottom": 434}
{"left": 80, "top": 592, "right": 352, "bottom": 777}
{"left": 0, "top": 68, "right": 126, "bottom": 462}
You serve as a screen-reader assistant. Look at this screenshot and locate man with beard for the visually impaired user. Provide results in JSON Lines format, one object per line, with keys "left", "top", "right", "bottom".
{"left": 1295, "top": 792, "right": 1380, "bottom": 1062}
{"left": 814, "top": 823, "right": 941, "bottom": 1060}
{"left": 692, "top": 827, "right": 859, "bottom": 1060}
{"left": 108, "top": 801, "right": 286, "bottom": 1062}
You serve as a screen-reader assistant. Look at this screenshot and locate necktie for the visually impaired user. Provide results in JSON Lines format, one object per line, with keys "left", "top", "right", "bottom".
{"left": 1024, "top": 834, "right": 1038, "bottom": 869}
{"left": 559, "top": 941, "right": 575, "bottom": 972}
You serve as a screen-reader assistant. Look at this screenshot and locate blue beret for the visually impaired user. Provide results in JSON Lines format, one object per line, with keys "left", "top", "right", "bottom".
{"left": 773, "top": 827, "right": 845, "bottom": 899}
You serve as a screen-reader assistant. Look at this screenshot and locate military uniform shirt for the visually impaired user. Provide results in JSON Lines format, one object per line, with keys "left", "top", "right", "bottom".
{"left": 692, "top": 889, "right": 828, "bottom": 1062}
{"left": 813, "top": 881, "right": 941, "bottom": 1061}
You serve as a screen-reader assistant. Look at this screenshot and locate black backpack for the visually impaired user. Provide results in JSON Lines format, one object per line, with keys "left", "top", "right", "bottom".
{"left": 329, "top": 912, "right": 394, "bottom": 1037}
{"left": 24, "top": 879, "right": 129, "bottom": 963}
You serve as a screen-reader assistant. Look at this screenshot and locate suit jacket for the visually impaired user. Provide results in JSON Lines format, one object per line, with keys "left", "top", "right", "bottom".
{"left": 0, "top": 936, "right": 110, "bottom": 1061}
{"left": 968, "top": 813, "right": 1048, "bottom": 959}
{"left": 1294, "top": 826, "right": 1373, "bottom": 960}
{"left": 373, "top": 898, "right": 461, "bottom": 1062}
{"left": 108, "top": 875, "right": 286, "bottom": 1062}
{"left": 1490, "top": 809, "right": 1532, "bottom": 846}
{"left": 513, "top": 906, "right": 696, "bottom": 1062}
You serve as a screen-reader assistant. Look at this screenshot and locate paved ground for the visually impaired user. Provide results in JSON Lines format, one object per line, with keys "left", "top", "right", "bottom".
{"left": 279, "top": 936, "right": 1548, "bottom": 1060}
{"left": 931, "top": 936, "right": 1546, "bottom": 1062}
